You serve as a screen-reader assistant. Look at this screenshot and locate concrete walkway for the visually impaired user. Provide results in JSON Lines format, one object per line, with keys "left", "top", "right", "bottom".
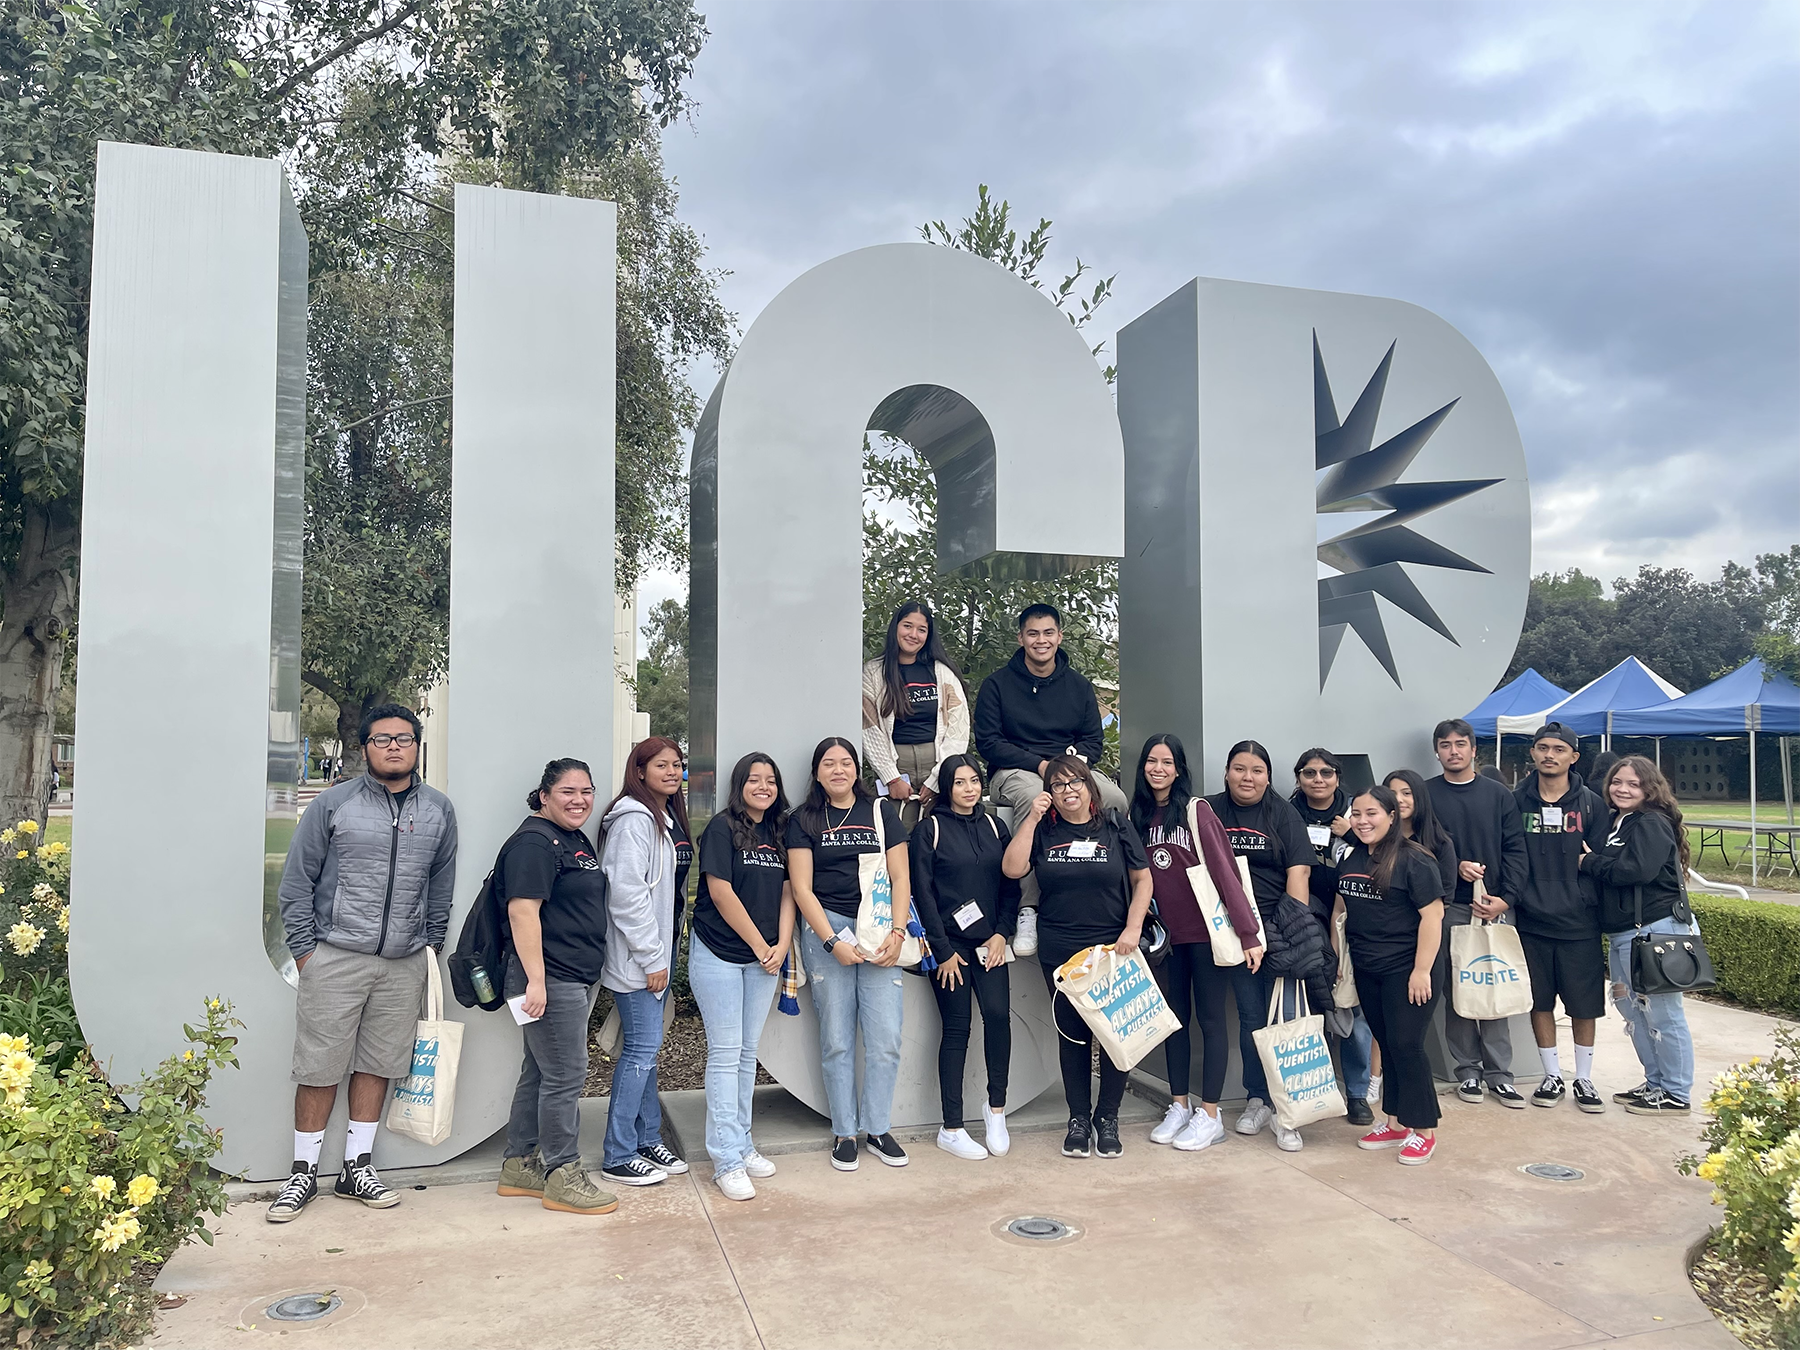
{"left": 149, "top": 998, "right": 1781, "bottom": 1349}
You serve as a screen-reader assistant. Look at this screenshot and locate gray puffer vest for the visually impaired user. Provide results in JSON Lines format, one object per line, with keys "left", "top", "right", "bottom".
{"left": 278, "top": 773, "right": 459, "bottom": 959}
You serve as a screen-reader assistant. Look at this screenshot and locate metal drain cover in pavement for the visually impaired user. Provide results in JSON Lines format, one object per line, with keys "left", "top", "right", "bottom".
{"left": 1520, "top": 1162, "right": 1585, "bottom": 1182}
{"left": 1007, "top": 1217, "right": 1070, "bottom": 1241}
{"left": 266, "top": 1292, "right": 343, "bottom": 1322}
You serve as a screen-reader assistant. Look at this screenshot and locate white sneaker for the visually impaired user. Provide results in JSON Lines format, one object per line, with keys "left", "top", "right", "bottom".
{"left": 1014, "top": 908, "right": 1039, "bottom": 957}
{"left": 1236, "top": 1099, "right": 1274, "bottom": 1136}
{"left": 1368, "top": 1074, "right": 1383, "bottom": 1102}
{"left": 1274, "top": 1125, "right": 1304, "bottom": 1152}
{"left": 936, "top": 1127, "right": 988, "bottom": 1161}
{"left": 983, "top": 1106, "right": 1011, "bottom": 1157}
{"left": 715, "top": 1169, "right": 755, "bottom": 1202}
{"left": 1150, "top": 1101, "right": 1194, "bottom": 1145}
{"left": 1172, "top": 1109, "right": 1226, "bottom": 1152}
{"left": 743, "top": 1149, "right": 777, "bottom": 1179}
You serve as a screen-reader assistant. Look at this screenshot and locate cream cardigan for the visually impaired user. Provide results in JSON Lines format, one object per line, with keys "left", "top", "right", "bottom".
{"left": 860, "top": 657, "right": 970, "bottom": 795}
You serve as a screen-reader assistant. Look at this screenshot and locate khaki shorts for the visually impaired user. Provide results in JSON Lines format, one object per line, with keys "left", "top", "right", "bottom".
{"left": 291, "top": 942, "right": 428, "bottom": 1085}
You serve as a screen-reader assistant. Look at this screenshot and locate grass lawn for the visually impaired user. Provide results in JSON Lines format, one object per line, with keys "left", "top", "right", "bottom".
{"left": 1679, "top": 801, "right": 1799, "bottom": 892}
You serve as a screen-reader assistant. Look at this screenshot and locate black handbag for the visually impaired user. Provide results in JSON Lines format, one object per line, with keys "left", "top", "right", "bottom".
{"left": 1628, "top": 883, "right": 1717, "bottom": 996}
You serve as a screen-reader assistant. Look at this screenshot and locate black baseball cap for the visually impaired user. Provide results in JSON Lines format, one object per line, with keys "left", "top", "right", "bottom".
{"left": 1531, "top": 722, "right": 1579, "bottom": 750}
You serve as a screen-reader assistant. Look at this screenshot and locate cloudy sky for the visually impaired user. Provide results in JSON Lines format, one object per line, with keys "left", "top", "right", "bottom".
{"left": 638, "top": 0, "right": 1798, "bottom": 627}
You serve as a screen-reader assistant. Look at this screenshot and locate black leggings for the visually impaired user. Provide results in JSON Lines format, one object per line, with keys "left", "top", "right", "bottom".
{"left": 1159, "top": 941, "right": 1231, "bottom": 1102}
{"left": 1354, "top": 965, "right": 1441, "bottom": 1130}
{"left": 1040, "top": 958, "right": 1128, "bottom": 1123}
{"left": 930, "top": 950, "right": 1012, "bottom": 1129}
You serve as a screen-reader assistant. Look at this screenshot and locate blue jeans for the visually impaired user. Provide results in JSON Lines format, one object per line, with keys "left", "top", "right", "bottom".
{"left": 1339, "top": 1005, "right": 1373, "bottom": 1099}
{"left": 1607, "top": 917, "right": 1695, "bottom": 1101}
{"left": 801, "top": 925, "right": 905, "bottom": 1138}
{"left": 1230, "top": 962, "right": 1274, "bottom": 1103}
{"left": 688, "top": 937, "right": 779, "bottom": 1178}
{"left": 602, "top": 987, "right": 668, "bottom": 1168}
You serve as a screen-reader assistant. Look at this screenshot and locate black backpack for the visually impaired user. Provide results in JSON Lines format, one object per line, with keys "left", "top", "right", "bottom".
{"left": 448, "top": 817, "right": 578, "bottom": 1011}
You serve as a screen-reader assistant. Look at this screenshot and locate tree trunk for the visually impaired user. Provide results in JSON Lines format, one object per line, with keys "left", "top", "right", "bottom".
{"left": 0, "top": 508, "right": 78, "bottom": 830}
{"left": 335, "top": 690, "right": 378, "bottom": 777}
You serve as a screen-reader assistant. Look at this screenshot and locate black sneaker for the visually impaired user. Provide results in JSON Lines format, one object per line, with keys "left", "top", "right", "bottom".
{"left": 1625, "top": 1088, "right": 1691, "bottom": 1117}
{"left": 1613, "top": 1081, "right": 1651, "bottom": 1105}
{"left": 1572, "top": 1079, "right": 1606, "bottom": 1114}
{"left": 1457, "top": 1078, "right": 1485, "bottom": 1104}
{"left": 1062, "top": 1115, "right": 1092, "bottom": 1158}
{"left": 266, "top": 1163, "right": 317, "bottom": 1223}
{"left": 1094, "top": 1116, "right": 1122, "bottom": 1158}
{"left": 334, "top": 1154, "right": 400, "bottom": 1209}
{"left": 1346, "top": 1097, "right": 1374, "bottom": 1127}
{"left": 830, "top": 1136, "right": 859, "bottom": 1172}
{"left": 865, "top": 1132, "right": 909, "bottom": 1167}
{"left": 1531, "top": 1075, "right": 1566, "bottom": 1108}
{"left": 600, "top": 1156, "right": 667, "bottom": 1187}
{"left": 638, "top": 1142, "right": 688, "bottom": 1175}
{"left": 1490, "top": 1082, "right": 1527, "bottom": 1110}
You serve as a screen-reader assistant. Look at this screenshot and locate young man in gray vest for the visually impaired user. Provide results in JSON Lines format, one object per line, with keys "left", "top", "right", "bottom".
{"left": 268, "top": 705, "right": 458, "bottom": 1222}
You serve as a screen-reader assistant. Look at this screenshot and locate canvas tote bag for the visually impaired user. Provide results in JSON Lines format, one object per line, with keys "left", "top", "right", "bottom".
{"left": 1332, "top": 909, "right": 1359, "bottom": 1009}
{"left": 386, "top": 952, "right": 464, "bottom": 1146}
{"left": 1450, "top": 881, "right": 1532, "bottom": 1020}
{"left": 1252, "top": 977, "right": 1346, "bottom": 1131}
{"left": 1184, "top": 800, "right": 1265, "bottom": 967}
{"left": 1052, "top": 944, "right": 1181, "bottom": 1071}
{"left": 855, "top": 804, "right": 922, "bottom": 966}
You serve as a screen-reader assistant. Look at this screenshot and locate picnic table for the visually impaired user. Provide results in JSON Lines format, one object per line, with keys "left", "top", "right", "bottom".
{"left": 1693, "top": 819, "right": 1799, "bottom": 877}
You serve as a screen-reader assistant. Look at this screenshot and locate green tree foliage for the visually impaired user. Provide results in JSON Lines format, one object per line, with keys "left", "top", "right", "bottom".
{"left": 863, "top": 187, "right": 1120, "bottom": 765}
{"left": 635, "top": 598, "right": 688, "bottom": 750}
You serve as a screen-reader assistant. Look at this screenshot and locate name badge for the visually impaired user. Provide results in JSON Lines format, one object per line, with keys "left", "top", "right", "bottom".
{"left": 1307, "top": 824, "right": 1331, "bottom": 847}
{"left": 1068, "top": 839, "right": 1098, "bottom": 859}
{"left": 952, "top": 901, "right": 983, "bottom": 931}
{"left": 1541, "top": 806, "right": 1563, "bottom": 829}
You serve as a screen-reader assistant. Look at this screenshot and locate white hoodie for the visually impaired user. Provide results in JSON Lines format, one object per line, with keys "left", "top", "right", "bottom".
{"left": 599, "top": 797, "right": 677, "bottom": 993}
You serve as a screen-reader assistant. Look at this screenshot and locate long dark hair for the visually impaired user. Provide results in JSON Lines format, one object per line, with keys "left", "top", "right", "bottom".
{"left": 1131, "top": 733, "right": 1194, "bottom": 837}
{"left": 1354, "top": 784, "right": 1432, "bottom": 890}
{"left": 795, "top": 736, "right": 872, "bottom": 834}
{"left": 1383, "top": 768, "right": 1454, "bottom": 860}
{"left": 601, "top": 736, "right": 691, "bottom": 840}
{"left": 926, "top": 753, "right": 989, "bottom": 820}
{"left": 1603, "top": 755, "right": 1690, "bottom": 869}
{"left": 877, "top": 600, "right": 961, "bottom": 718}
{"left": 725, "top": 752, "right": 790, "bottom": 857}
{"left": 527, "top": 758, "right": 593, "bottom": 812}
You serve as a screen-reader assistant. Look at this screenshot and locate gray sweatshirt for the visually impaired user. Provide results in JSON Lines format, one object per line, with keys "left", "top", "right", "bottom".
{"left": 599, "top": 797, "right": 677, "bottom": 993}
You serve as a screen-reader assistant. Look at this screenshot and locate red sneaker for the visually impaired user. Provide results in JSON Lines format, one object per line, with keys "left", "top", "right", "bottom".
{"left": 1357, "top": 1123, "right": 1409, "bottom": 1150}
{"left": 1398, "top": 1132, "right": 1437, "bottom": 1166}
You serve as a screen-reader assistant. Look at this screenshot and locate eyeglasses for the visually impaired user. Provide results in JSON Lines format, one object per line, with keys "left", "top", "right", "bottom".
{"left": 367, "top": 733, "right": 417, "bottom": 748}
{"left": 1298, "top": 768, "right": 1337, "bottom": 779}
{"left": 1048, "top": 780, "right": 1085, "bottom": 794}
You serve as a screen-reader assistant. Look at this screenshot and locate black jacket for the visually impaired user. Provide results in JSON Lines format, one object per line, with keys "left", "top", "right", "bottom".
{"left": 1264, "top": 891, "right": 1335, "bottom": 1012}
{"left": 1512, "top": 774, "right": 1608, "bottom": 940}
{"left": 973, "top": 649, "right": 1104, "bottom": 772}
{"left": 910, "top": 808, "right": 1021, "bottom": 954}
{"left": 1582, "top": 809, "right": 1684, "bottom": 933}
{"left": 1426, "top": 774, "right": 1529, "bottom": 904}
{"left": 1290, "top": 786, "right": 1352, "bottom": 923}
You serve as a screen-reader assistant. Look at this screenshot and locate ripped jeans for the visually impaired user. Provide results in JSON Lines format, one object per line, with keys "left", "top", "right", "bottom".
{"left": 1606, "top": 917, "right": 1695, "bottom": 1101}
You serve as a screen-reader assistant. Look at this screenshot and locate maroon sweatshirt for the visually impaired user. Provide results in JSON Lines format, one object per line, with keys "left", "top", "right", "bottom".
{"left": 1142, "top": 797, "right": 1262, "bottom": 946}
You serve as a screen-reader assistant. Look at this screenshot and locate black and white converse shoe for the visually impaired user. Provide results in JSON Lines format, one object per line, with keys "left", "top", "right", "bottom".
{"left": 1572, "top": 1079, "right": 1606, "bottom": 1114}
{"left": 1490, "top": 1082, "right": 1527, "bottom": 1109}
{"left": 266, "top": 1162, "right": 317, "bottom": 1223}
{"left": 1531, "top": 1075, "right": 1566, "bottom": 1108}
{"left": 334, "top": 1154, "right": 400, "bottom": 1209}
{"left": 601, "top": 1155, "right": 668, "bottom": 1187}
{"left": 638, "top": 1142, "right": 689, "bottom": 1175}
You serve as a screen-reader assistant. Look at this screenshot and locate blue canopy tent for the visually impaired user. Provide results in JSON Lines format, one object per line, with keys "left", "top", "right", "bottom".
{"left": 1465, "top": 668, "right": 1571, "bottom": 738}
{"left": 1611, "top": 658, "right": 1800, "bottom": 878}
{"left": 1494, "top": 656, "right": 1684, "bottom": 741}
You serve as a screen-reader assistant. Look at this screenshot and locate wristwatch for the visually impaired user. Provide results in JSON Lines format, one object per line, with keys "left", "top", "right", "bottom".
{"left": 822, "top": 934, "right": 838, "bottom": 953}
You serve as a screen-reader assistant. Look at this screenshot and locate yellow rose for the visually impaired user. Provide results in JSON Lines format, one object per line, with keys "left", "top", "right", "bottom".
{"left": 7, "top": 922, "right": 45, "bottom": 956}
{"left": 89, "top": 1175, "right": 117, "bottom": 1199}
{"left": 14, "top": 851, "right": 26, "bottom": 860}
{"left": 16, "top": 820, "right": 37, "bottom": 835}
{"left": 0, "top": 829, "right": 13, "bottom": 845}
{"left": 91, "top": 1213, "right": 140, "bottom": 1253}
{"left": 0, "top": 1034, "right": 25, "bottom": 1055}
{"left": 182, "top": 1049, "right": 195, "bottom": 1061}
{"left": 126, "top": 1174, "right": 159, "bottom": 1206}
{"left": 55, "top": 909, "right": 68, "bottom": 934}
{"left": 1, "top": 1049, "right": 37, "bottom": 1083}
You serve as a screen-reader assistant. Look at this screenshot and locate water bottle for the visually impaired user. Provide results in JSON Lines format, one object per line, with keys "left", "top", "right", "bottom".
{"left": 470, "top": 963, "right": 496, "bottom": 1004}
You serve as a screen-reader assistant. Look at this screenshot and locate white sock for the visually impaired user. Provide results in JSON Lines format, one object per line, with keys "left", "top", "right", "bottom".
{"left": 1538, "top": 1047, "right": 1561, "bottom": 1078}
{"left": 345, "top": 1118, "right": 378, "bottom": 1162}
{"left": 1574, "top": 1044, "right": 1594, "bottom": 1081}
{"left": 294, "top": 1129, "right": 325, "bottom": 1172}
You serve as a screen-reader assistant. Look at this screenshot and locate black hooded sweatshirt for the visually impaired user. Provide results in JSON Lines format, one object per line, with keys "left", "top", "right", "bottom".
{"left": 1511, "top": 773, "right": 1607, "bottom": 940}
{"left": 973, "top": 649, "right": 1104, "bottom": 772}
{"left": 1581, "top": 808, "right": 1684, "bottom": 933}
{"left": 1290, "top": 785, "right": 1352, "bottom": 924}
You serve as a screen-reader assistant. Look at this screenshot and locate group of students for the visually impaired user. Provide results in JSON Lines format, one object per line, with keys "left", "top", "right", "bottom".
{"left": 264, "top": 598, "right": 1702, "bottom": 1223}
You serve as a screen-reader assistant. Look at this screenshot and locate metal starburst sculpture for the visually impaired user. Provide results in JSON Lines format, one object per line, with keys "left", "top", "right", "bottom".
{"left": 1315, "top": 332, "right": 1501, "bottom": 689}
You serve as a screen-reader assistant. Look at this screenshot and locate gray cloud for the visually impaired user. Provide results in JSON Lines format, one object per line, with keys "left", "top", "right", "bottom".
{"left": 655, "top": 0, "right": 1798, "bottom": 598}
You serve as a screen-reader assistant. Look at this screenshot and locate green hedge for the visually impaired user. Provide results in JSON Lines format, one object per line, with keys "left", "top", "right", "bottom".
{"left": 1693, "top": 894, "right": 1800, "bottom": 1015}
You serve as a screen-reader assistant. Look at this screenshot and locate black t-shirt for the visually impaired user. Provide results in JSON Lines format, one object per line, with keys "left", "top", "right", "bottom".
{"left": 785, "top": 798, "right": 910, "bottom": 917}
{"left": 496, "top": 819, "right": 607, "bottom": 985}
{"left": 670, "top": 814, "right": 694, "bottom": 909}
{"left": 892, "top": 660, "right": 940, "bottom": 746}
{"left": 1029, "top": 811, "right": 1150, "bottom": 958}
{"left": 695, "top": 814, "right": 786, "bottom": 965}
{"left": 1206, "top": 791, "right": 1315, "bottom": 907}
{"left": 1336, "top": 841, "right": 1446, "bottom": 977}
